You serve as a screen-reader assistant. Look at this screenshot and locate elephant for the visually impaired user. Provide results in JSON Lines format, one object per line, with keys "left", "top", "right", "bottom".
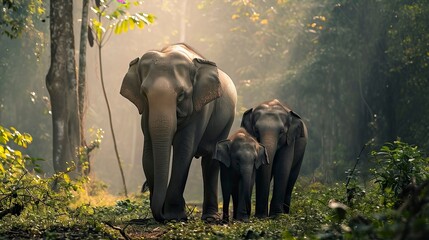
{"left": 120, "top": 43, "right": 237, "bottom": 222}
{"left": 213, "top": 128, "right": 268, "bottom": 222}
{"left": 241, "top": 99, "right": 308, "bottom": 218}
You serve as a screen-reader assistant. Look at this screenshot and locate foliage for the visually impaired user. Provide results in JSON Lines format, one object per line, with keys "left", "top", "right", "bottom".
{"left": 385, "top": 0, "right": 429, "bottom": 149}
{"left": 317, "top": 142, "right": 429, "bottom": 239}
{"left": 0, "top": 126, "right": 83, "bottom": 232}
{"left": 371, "top": 140, "right": 429, "bottom": 208}
{"left": 89, "top": 0, "right": 155, "bottom": 46}
{"left": 78, "top": 128, "right": 103, "bottom": 175}
{"left": 0, "top": 0, "right": 45, "bottom": 38}
{"left": 0, "top": 125, "right": 123, "bottom": 238}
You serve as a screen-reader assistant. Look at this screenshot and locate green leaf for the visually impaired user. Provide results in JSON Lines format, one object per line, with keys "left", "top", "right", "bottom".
{"left": 121, "top": 19, "right": 128, "bottom": 33}
{"left": 136, "top": 20, "right": 144, "bottom": 29}
{"left": 146, "top": 14, "right": 156, "bottom": 23}
{"left": 111, "top": 10, "right": 120, "bottom": 19}
{"left": 114, "top": 22, "right": 122, "bottom": 34}
{"left": 63, "top": 174, "right": 71, "bottom": 184}
{"left": 96, "top": 26, "right": 103, "bottom": 41}
{"left": 14, "top": 150, "right": 22, "bottom": 159}
{"left": 129, "top": 18, "right": 135, "bottom": 30}
{"left": 0, "top": 145, "right": 7, "bottom": 160}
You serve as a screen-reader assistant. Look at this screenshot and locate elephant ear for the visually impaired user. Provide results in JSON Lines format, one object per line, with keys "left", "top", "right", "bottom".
{"left": 241, "top": 108, "right": 254, "bottom": 136}
{"left": 192, "top": 58, "right": 223, "bottom": 112}
{"left": 255, "top": 144, "right": 269, "bottom": 169}
{"left": 213, "top": 139, "right": 231, "bottom": 167}
{"left": 120, "top": 57, "right": 144, "bottom": 114}
{"left": 286, "top": 111, "right": 302, "bottom": 145}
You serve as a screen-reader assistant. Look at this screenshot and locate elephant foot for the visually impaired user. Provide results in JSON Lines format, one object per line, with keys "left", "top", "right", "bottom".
{"left": 163, "top": 215, "right": 188, "bottom": 222}
{"left": 163, "top": 208, "right": 188, "bottom": 222}
{"left": 268, "top": 211, "right": 284, "bottom": 219}
{"left": 235, "top": 215, "right": 250, "bottom": 223}
{"left": 254, "top": 213, "right": 268, "bottom": 219}
{"left": 222, "top": 213, "right": 230, "bottom": 223}
{"left": 163, "top": 200, "right": 188, "bottom": 222}
{"left": 164, "top": 217, "right": 188, "bottom": 223}
{"left": 201, "top": 213, "right": 221, "bottom": 224}
{"left": 283, "top": 207, "right": 291, "bottom": 214}
{"left": 269, "top": 204, "right": 285, "bottom": 217}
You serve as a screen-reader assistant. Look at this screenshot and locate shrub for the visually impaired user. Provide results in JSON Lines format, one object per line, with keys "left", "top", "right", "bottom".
{"left": 0, "top": 125, "right": 93, "bottom": 237}
{"left": 371, "top": 140, "right": 429, "bottom": 208}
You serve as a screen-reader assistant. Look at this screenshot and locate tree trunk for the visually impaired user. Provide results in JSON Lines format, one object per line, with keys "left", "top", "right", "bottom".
{"left": 78, "top": 0, "right": 90, "bottom": 174}
{"left": 46, "top": 0, "right": 80, "bottom": 174}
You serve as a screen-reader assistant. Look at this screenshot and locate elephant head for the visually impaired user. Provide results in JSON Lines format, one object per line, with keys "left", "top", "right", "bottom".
{"left": 213, "top": 128, "right": 268, "bottom": 221}
{"left": 120, "top": 46, "right": 223, "bottom": 221}
{"left": 241, "top": 99, "right": 301, "bottom": 163}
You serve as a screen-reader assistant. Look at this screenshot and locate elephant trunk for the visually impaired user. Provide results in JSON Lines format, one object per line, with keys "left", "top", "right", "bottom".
{"left": 236, "top": 168, "right": 254, "bottom": 221}
{"left": 255, "top": 132, "right": 278, "bottom": 218}
{"left": 148, "top": 106, "right": 177, "bottom": 222}
{"left": 259, "top": 132, "right": 279, "bottom": 165}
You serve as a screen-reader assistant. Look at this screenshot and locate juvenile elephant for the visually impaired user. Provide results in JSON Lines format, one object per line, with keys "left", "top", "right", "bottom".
{"left": 241, "top": 99, "right": 308, "bottom": 218}
{"left": 213, "top": 128, "right": 268, "bottom": 222}
{"left": 120, "top": 43, "right": 237, "bottom": 222}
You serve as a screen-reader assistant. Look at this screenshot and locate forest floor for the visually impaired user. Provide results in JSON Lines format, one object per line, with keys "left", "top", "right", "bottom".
{"left": 0, "top": 178, "right": 332, "bottom": 239}
{"left": 1, "top": 176, "right": 428, "bottom": 239}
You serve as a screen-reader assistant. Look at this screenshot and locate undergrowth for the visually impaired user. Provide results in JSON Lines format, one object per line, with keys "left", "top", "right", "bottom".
{"left": 1, "top": 125, "right": 428, "bottom": 239}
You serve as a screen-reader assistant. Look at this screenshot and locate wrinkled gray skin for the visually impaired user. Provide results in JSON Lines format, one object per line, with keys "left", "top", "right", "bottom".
{"left": 241, "top": 99, "right": 308, "bottom": 218}
{"left": 213, "top": 128, "right": 268, "bottom": 222}
{"left": 120, "top": 44, "right": 237, "bottom": 222}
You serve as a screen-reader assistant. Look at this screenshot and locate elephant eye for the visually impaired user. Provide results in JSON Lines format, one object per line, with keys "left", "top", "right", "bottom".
{"left": 279, "top": 128, "right": 288, "bottom": 139}
{"left": 177, "top": 91, "right": 185, "bottom": 102}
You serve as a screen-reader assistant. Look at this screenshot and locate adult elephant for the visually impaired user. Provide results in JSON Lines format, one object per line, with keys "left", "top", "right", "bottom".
{"left": 120, "top": 43, "right": 237, "bottom": 222}
{"left": 241, "top": 99, "right": 307, "bottom": 218}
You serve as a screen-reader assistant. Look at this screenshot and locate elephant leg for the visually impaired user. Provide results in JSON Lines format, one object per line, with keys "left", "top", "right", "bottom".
{"left": 284, "top": 137, "right": 307, "bottom": 213}
{"left": 201, "top": 155, "right": 220, "bottom": 221}
{"left": 163, "top": 145, "right": 194, "bottom": 221}
{"left": 255, "top": 164, "right": 273, "bottom": 218}
{"left": 269, "top": 144, "right": 295, "bottom": 217}
{"left": 220, "top": 165, "right": 232, "bottom": 222}
{"left": 231, "top": 174, "right": 239, "bottom": 220}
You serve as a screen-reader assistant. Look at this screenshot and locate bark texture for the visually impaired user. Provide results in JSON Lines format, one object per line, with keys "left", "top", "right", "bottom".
{"left": 46, "top": 1, "right": 80, "bottom": 173}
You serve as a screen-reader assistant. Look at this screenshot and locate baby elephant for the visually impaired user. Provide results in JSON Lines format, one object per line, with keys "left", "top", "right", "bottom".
{"left": 213, "top": 128, "right": 269, "bottom": 222}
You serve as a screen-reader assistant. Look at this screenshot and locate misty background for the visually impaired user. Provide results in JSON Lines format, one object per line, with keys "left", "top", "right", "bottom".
{"left": 1, "top": 0, "right": 428, "bottom": 202}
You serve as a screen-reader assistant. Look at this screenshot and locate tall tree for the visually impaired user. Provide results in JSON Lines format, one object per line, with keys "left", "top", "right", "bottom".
{"left": 45, "top": 1, "right": 80, "bottom": 174}
{"left": 77, "top": 0, "right": 91, "bottom": 175}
